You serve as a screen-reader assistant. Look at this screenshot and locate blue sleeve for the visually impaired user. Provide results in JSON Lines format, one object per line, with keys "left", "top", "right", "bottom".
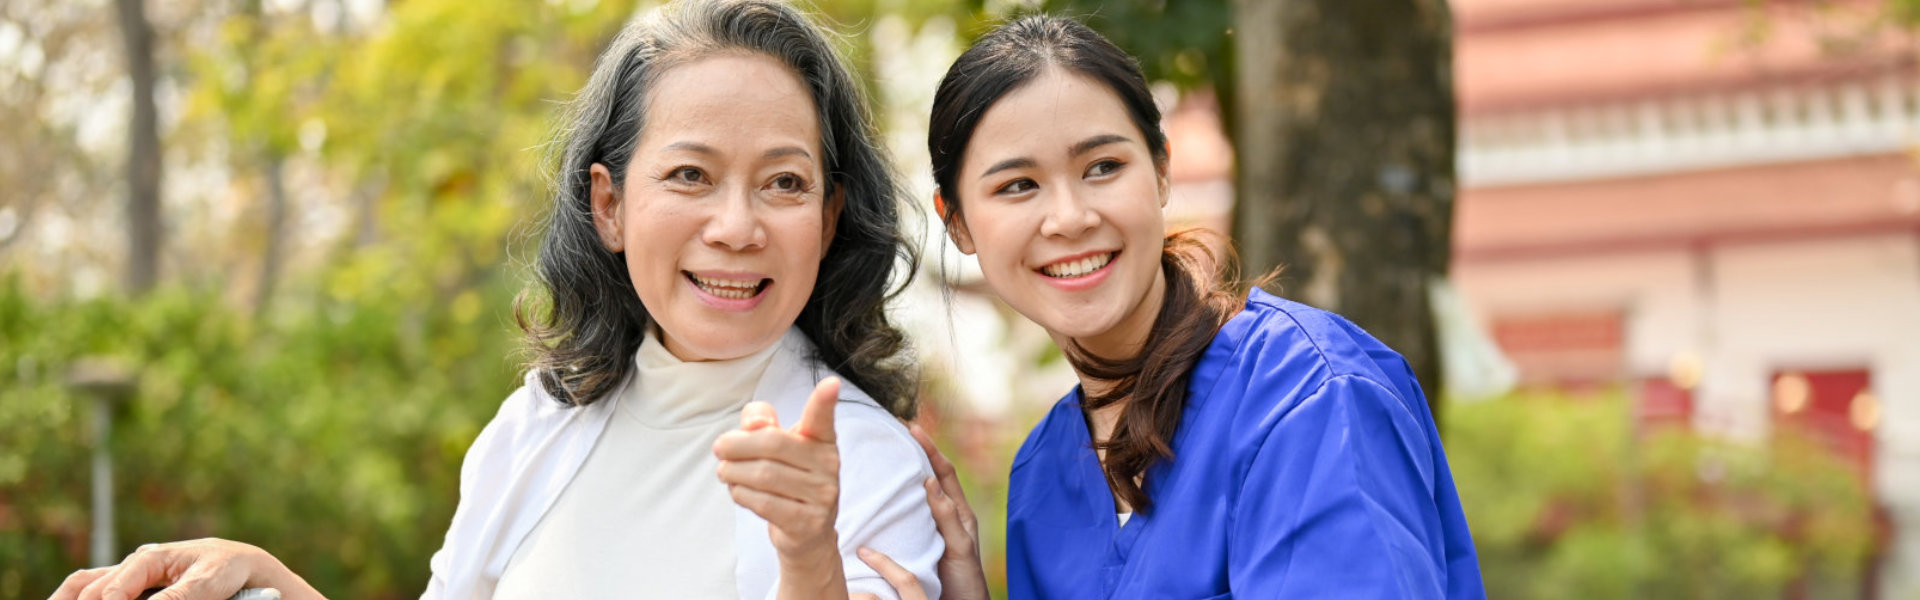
{"left": 1229, "top": 374, "right": 1452, "bottom": 598}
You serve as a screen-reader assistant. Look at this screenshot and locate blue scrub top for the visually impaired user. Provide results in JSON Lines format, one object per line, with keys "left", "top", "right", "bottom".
{"left": 1007, "top": 289, "right": 1486, "bottom": 599}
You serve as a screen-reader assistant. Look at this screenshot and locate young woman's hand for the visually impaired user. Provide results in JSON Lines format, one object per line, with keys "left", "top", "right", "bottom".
{"left": 47, "top": 538, "right": 323, "bottom": 600}
{"left": 852, "top": 424, "right": 990, "bottom": 600}
{"left": 714, "top": 377, "right": 849, "bottom": 599}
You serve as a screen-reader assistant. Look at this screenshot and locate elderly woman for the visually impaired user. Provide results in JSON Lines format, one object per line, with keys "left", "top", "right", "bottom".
{"left": 51, "top": 2, "right": 942, "bottom": 599}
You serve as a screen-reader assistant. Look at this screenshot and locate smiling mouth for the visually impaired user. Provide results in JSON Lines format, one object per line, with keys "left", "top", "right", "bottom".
{"left": 1039, "top": 251, "right": 1117, "bottom": 279}
{"left": 684, "top": 272, "right": 771, "bottom": 300}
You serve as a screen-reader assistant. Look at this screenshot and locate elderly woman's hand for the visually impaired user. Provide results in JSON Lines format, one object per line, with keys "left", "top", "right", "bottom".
{"left": 48, "top": 538, "right": 322, "bottom": 600}
{"left": 715, "top": 377, "right": 849, "bottom": 599}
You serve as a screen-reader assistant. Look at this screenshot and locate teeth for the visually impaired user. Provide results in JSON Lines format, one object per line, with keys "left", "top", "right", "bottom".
{"left": 1041, "top": 252, "right": 1113, "bottom": 278}
{"left": 694, "top": 275, "right": 758, "bottom": 289}
{"left": 691, "top": 274, "right": 763, "bottom": 299}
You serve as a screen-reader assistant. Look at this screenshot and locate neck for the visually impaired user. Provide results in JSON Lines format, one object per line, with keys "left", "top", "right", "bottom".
{"left": 1056, "top": 266, "right": 1168, "bottom": 404}
{"left": 1083, "top": 400, "right": 1124, "bottom": 444}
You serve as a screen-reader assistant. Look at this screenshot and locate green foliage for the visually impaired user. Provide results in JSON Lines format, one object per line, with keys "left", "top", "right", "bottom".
{"left": 1445, "top": 391, "right": 1876, "bottom": 599}
{"left": 1031, "top": 0, "right": 1230, "bottom": 89}
{"left": 1896, "top": 0, "right": 1920, "bottom": 25}
{"left": 2, "top": 5, "right": 649, "bottom": 597}
{"left": 0, "top": 269, "right": 525, "bottom": 599}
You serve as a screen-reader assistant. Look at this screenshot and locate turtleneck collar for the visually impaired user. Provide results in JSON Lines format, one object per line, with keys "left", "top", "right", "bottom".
{"left": 620, "top": 327, "right": 785, "bottom": 429}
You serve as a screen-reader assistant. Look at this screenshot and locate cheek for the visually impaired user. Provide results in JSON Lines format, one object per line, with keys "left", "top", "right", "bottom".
{"left": 1116, "top": 187, "right": 1167, "bottom": 240}
{"left": 626, "top": 203, "right": 694, "bottom": 273}
{"left": 778, "top": 212, "right": 830, "bottom": 268}
{"left": 965, "top": 209, "right": 1030, "bottom": 272}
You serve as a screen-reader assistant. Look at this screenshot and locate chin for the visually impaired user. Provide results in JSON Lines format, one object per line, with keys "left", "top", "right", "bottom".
{"left": 657, "top": 318, "right": 787, "bottom": 361}
{"left": 1039, "top": 310, "right": 1122, "bottom": 344}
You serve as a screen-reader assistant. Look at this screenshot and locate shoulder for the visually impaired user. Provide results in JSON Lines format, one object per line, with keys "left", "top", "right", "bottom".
{"left": 764, "top": 353, "right": 932, "bottom": 480}
{"left": 832, "top": 397, "right": 934, "bottom": 480}
{"left": 1236, "top": 290, "right": 1403, "bottom": 376}
{"left": 477, "top": 372, "right": 588, "bottom": 440}
{"left": 462, "top": 371, "right": 612, "bottom": 468}
{"left": 1011, "top": 391, "right": 1083, "bottom": 471}
{"left": 1219, "top": 290, "right": 1428, "bottom": 430}
{"left": 828, "top": 377, "right": 918, "bottom": 451}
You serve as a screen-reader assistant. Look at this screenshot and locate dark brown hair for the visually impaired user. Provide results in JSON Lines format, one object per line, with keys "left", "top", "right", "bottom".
{"left": 927, "top": 14, "right": 1244, "bottom": 512}
{"left": 516, "top": 0, "right": 920, "bottom": 417}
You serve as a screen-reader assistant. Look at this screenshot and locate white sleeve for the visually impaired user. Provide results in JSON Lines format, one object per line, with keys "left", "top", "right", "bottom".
{"left": 421, "top": 386, "right": 537, "bottom": 600}
{"left": 828, "top": 406, "right": 944, "bottom": 600}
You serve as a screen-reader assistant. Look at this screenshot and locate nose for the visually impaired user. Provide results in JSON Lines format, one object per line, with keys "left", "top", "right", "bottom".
{"left": 702, "top": 185, "right": 768, "bottom": 251}
{"left": 1038, "top": 184, "right": 1100, "bottom": 239}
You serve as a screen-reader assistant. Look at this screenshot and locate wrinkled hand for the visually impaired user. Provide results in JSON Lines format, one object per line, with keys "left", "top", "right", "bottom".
{"left": 48, "top": 538, "right": 320, "bottom": 600}
{"left": 714, "top": 377, "right": 849, "bottom": 598}
{"left": 853, "top": 424, "right": 989, "bottom": 600}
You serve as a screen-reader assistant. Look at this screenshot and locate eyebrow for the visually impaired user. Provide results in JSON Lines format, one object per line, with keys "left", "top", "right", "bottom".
{"left": 763, "top": 146, "right": 813, "bottom": 161}
{"left": 977, "top": 134, "right": 1135, "bottom": 180}
{"left": 662, "top": 141, "right": 813, "bottom": 162}
{"left": 980, "top": 157, "right": 1036, "bottom": 180}
{"left": 663, "top": 141, "right": 719, "bottom": 156}
{"left": 1069, "top": 134, "right": 1131, "bottom": 157}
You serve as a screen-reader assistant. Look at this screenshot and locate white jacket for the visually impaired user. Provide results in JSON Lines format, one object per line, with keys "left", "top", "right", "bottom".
{"left": 422, "top": 329, "right": 943, "bottom": 599}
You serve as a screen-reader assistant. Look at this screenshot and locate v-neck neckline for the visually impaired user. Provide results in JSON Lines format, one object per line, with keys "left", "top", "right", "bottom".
{"left": 1067, "top": 387, "right": 1152, "bottom": 565}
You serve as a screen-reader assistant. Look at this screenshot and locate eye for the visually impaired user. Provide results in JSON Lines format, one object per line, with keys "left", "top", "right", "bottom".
{"left": 1085, "top": 159, "right": 1124, "bottom": 178}
{"left": 664, "top": 166, "right": 707, "bottom": 186}
{"left": 767, "top": 173, "right": 809, "bottom": 194}
{"left": 994, "top": 178, "right": 1037, "bottom": 196}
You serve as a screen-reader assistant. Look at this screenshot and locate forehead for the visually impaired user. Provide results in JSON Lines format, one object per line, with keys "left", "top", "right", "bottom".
{"left": 963, "top": 68, "right": 1139, "bottom": 169}
{"left": 638, "top": 52, "right": 822, "bottom": 152}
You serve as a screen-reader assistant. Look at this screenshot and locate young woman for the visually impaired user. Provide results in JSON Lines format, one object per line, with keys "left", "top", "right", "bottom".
{"left": 49, "top": 2, "right": 943, "bottom": 599}
{"left": 855, "top": 15, "right": 1485, "bottom": 599}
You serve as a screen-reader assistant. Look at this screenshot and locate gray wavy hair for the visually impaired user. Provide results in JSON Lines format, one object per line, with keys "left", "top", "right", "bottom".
{"left": 515, "top": 0, "right": 920, "bottom": 416}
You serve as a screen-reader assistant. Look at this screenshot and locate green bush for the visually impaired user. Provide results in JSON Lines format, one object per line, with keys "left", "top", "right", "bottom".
{"left": 1445, "top": 390, "right": 1875, "bottom": 599}
{"left": 0, "top": 271, "right": 523, "bottom": 599}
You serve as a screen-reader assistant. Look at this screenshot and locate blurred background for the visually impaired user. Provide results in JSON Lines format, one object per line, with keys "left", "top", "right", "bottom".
{"left": 2, "top": 0, "right": 1916, "bottom": 598}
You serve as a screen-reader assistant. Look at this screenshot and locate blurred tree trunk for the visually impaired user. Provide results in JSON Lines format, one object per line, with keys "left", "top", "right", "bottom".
{"left": 243, "top": 0, "right": 290, "bottom": 316}
{"left": 1230, "top": 0, "right": 1456, "bottom": 419}
{"left": 255, "top": 157, "right": 288, "bottom": 315}
{"left": 115, "top": 0, "right": 162, "bottom": 296}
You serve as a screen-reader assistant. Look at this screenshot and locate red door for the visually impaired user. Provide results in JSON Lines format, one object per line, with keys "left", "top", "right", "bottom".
{"left": 1769, "top": 369, "right": 1877, "bottom": 484}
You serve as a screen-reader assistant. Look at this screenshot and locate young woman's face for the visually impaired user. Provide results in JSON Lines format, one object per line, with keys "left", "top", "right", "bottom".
{"left": 590, "top": 53, "right": 837, "bottom": 362}
{"left": 948, "top": 68, "right": 1168, "bottom": 357}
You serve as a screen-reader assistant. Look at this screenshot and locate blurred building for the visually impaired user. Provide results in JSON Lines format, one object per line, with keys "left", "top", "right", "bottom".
{"left": 1450, "top": 0, "right": 1920, "bottom": 595}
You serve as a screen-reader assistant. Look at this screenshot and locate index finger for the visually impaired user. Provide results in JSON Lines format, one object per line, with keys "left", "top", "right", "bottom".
{"left": 49, "top": 567, "right": 111, "bottom": 600}
{"left": 909, "top": 423, "right": 971, "bottom": 510}
{"left": 794, "top": 377, "right": 839, "bottom": 444}
{"left": 855, "top": 547, "right": 928, "bottom": 600}
{"left": 83, "top": 550, "right": 178, "bottom": 600}
{"left": 907, "top": 423, "right": 955, "bottom": 477}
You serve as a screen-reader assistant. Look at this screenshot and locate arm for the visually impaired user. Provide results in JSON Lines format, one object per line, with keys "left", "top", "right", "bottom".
{"left": 829, "top": 420, "right": 944, "bottom": 600}
{"left": 854, "top": 424, "right": 989, "bottom": 600}
{"left": 1228, "top": 374, "right": 1451, "bottom": 598}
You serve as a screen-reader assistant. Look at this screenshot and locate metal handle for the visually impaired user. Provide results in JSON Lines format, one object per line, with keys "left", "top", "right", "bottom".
{"left": 137, "top": 588, "right": 281, "bottom": 600}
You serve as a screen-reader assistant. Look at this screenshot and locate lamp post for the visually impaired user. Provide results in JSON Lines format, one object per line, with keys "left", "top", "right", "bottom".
{"left": 66, "top": 357, "right": 136, "bottom": 568}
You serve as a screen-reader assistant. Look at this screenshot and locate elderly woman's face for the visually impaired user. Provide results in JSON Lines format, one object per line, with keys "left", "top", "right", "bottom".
{"left": 589, "top": 53, "right": 837, "bottom": 361}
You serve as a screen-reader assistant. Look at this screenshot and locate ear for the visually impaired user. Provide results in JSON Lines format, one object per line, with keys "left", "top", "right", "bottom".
{"left": 589, "top": 163, "right": 624, "bottom": 252}
{"left": 820, "top": 182, "right": 844, "bottom": 253}
{"left": 1156, "top": 159, "right": 1172, "bottom": 208}
{"left": 935, "top": 190, "right": 977, "bottom": 255}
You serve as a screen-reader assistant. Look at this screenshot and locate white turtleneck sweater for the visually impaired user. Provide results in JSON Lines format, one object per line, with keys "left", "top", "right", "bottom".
{"left": 423, "top": 327, "right": 944, "bottom": 600}
{"left": 492, "top": 332, "right": 778, "bottom": 598}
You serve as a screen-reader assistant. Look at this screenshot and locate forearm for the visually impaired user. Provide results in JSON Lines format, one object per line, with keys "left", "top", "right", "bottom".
{"left": 775, "top": 547, "right": 851, "bottom": 600}
{"left": 245, "top": 547, "right": 328, "bottom": 600}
